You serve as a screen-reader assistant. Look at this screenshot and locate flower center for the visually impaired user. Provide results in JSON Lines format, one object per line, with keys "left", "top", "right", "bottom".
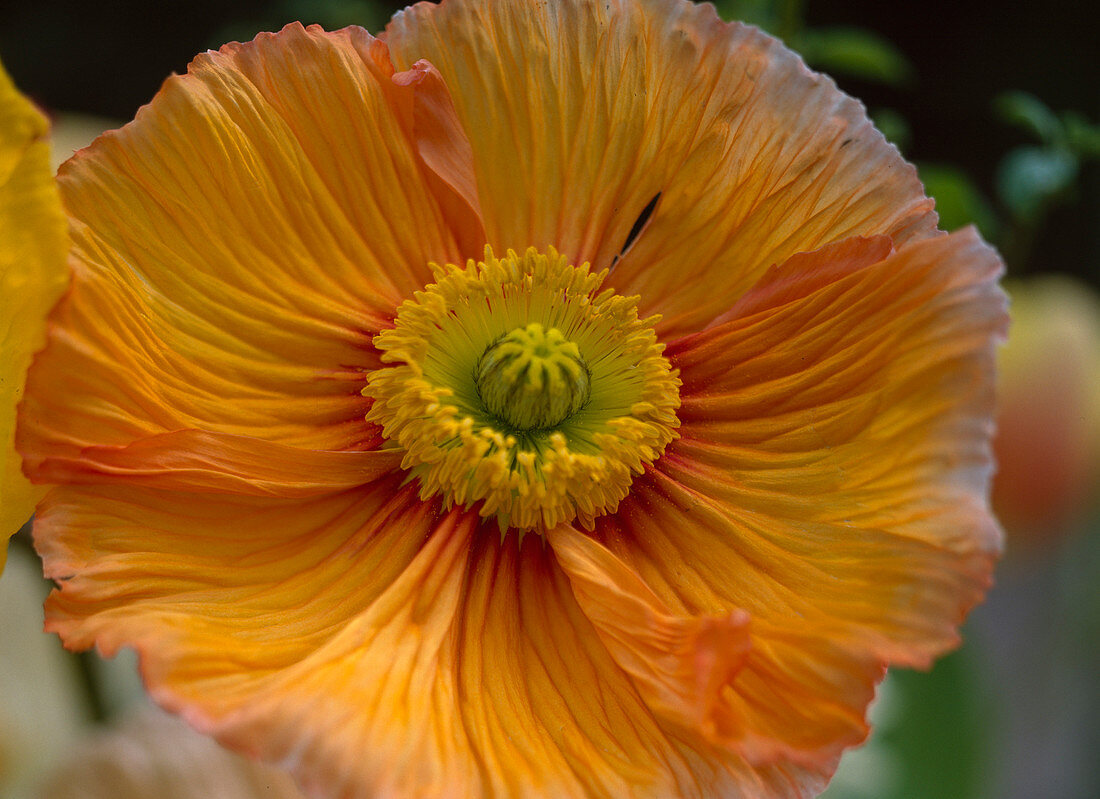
{"left": 364, "top": 246, "right": 680, "bottom": 531}
{"left": 475, "top": 323, "right": 591, "bottom": 431}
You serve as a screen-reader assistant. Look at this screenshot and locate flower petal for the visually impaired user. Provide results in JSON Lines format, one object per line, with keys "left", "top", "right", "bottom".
{"left": 37, "top": 475, "right": 429, "bottom": 663}
{"left": 41, "top": 476, "right": 826, "bottom": 798}
{"left": 618, "top": 230, "right": 1005, "bottom": 661}
{"left": 214, "top": 514, "right": 684, "bottom": 799}
{"left": 60, "top": 23, "right": 468, "bottom": 317}
{"left": 555, "top": 230, "right": 1005, "bottom": 770}
{"left": 25, "top": 429, "right": 400, "bottom": 497}
{"left": 18, "top": 24, "right": 479, "bottom": 488}
{"left": 386, "top": 0, "right": 660, "bottom": 266}
{"left": 0, "top": 61, "right": 69, "bottom": 555}
{"left": 547, "top": 523, "right": 753, "bottom": 742}
{"left": 392, "top": 59, "right": 485, "bottom": 254}
{"left": 669, "top": 229, "right": 1006, "bottom": 559}
{"left": 549, "top": 522, "right": 882, "bottom": 770}
{"left": 385, "top": 0, "right": 936, "bottom": 337}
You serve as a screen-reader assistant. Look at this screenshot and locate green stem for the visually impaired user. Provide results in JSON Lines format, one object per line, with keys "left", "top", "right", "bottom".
{"left": 74, "top": 650, "right": 109, "bottom": 723}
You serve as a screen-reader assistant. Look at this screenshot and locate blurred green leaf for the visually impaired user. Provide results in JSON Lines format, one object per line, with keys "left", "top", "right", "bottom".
{"left": 871, "top": 108, "right": 912, "bottom": 153}
{"left": 886, "top": 650, "right": 991, "bottom": 799}
{"left": 822, "top": 649, "right": 992, "bottom": 799}
{"left": 996, "top": 146, "right": 1078, "bottom": 218}
{"left": 1064, "top": 112, "right": 1100, "bottom": 160}
{"left": 711, "top": 0, "right": 783, "bottom": 32}
{"left": 918, "top": 163, "right": 1000, "bottom": 240}
{"left": 995, "top": 91, "right": 1064, "bottom": 145}
{"left": 798, "top": 27, "right": 914, "bottom": 86}
{"left": 209, "top": 0, "right": 389, "bottom": 47}
{"left": 281, "top": 0, "right": 387, "bottom": 29}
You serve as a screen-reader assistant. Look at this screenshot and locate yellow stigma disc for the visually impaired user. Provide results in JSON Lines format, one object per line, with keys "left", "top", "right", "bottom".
{"left": 475, "top": 322, "right": 591, "bottom": 431}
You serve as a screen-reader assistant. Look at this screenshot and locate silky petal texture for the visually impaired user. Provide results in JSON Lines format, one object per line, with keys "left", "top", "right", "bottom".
{"left": 385, "top": 0, "right": 936, "bottom": 337}
{"left": 18, "top": 23, "right": 479, "bottom": 491}
{"left": 551, "top": 512, "right": 885, "bottom": 769}
{"left": 41, "top": 480, "right": 832, "bottom": 799}
{"left": 0, "top": 60, "right": 69, "bottom": 563}
{"left": 28, "top": 429, "right": 401, "bottom": 497}
{"left": 577, "top": 231, "right": 1004, "bottom": 764}
{"left": 547, "top": 524, "right": 754, "bottom": 740}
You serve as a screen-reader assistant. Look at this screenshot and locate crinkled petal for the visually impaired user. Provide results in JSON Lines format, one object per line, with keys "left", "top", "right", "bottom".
{"left": 593, "top": 469, "right": 977, "bottom": 758}
{"left": 38, "top": 475, "right": 428, "bottom": 665}
{"left": 566, "top": 230, "right": 1005, "bottom": 771}
{"left": 385, "top": 0, "right": 936, "bottom": 337}
{"left": 0, "top": 60, "right": 68, "bottom": 559}
{"left": 18, "top": 23, "right": 479, "bottom": 488}
{"left": 668, "top": 229, "right": 1006, "bottom": 572}
{"left": 26, "top": 429, "right": 401, "bottom": 497}
{"left": 549, "top": 522, "right": 883, "bottom": 770}
{"left": 392, "top": 59, "right": 485, "bottom": 254}
{"left": 609, "top": 228, "right": 1002, "bottom": 641}
{"left": 547, "top": 524, "right": 753, "bottom": 741}
{"left": 41, "top": 478, "right": 827, "bottom": 798}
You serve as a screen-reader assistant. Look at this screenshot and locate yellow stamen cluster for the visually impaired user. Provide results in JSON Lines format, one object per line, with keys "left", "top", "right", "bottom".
{"left": 364, "top": 247, "right": 680, "bottom": 531}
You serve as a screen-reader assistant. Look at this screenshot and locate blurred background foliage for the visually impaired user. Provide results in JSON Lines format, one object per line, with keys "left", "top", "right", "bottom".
{"left": 1, "top": 1, "right": 1098, "bottom": 797}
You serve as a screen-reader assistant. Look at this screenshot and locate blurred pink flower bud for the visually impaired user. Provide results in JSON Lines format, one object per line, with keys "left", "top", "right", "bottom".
{"left": 994, "top": 276, "right": 1100, "bottom": 548}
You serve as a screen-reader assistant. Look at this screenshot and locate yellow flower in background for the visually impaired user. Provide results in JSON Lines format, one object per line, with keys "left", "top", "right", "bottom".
{"left": 17, "top": 1, "right": 1007, "bottom": 797}
{"left": 0, "top": 59, "right": 69, "bottom": 571}
{"left": 993, "top": 276, "right": 1100, "bottom": 547}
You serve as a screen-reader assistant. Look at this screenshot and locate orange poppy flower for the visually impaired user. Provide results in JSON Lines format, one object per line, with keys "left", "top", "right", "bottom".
{"left": 18, "top": 1, "right": 1007, "bottom": 796}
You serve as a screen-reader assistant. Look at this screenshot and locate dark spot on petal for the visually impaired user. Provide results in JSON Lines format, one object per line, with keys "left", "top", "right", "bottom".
{"left": 619, "top": 192, "right": 661, "bottom": 256}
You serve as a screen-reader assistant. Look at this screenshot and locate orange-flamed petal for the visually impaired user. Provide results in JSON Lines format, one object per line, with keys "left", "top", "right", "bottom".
{"left": 627, "top": 229, "right": 1001, "bottom": 629}
{"left": 18, "top": 23, "right": 481, "bottom": 490}
{"left": 38, "top": 475, "right": 428, "bottom": 665}
{"left": 592, "top": 469, "right": 978, "bottom": 758}
{"left": 0, "top": 60, "right": 68, "bottom": 556}
{"left": 667, "top": 229, "right": 1006, "bottom": 578}
{"left": 41, "top": 476, "right": 830, "bottom": 799}
{"left": 547, "top": 524, "right": 753, "bottom": 740}
{"left": 549, "top": 521, "right": 884, "bottom": 770}
{"left": 27, "top": 429, "right": 400, "bottom": 497}
{"left": 385, "top": 0, "right": 936, "bottom": 337}
{"left": 551, "top": 230, "right": 1005, "bottom": 772}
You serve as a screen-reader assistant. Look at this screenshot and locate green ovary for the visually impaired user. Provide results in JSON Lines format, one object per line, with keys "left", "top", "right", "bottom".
{"left": 475, "top": 322, "right": 591, "bottom": 431}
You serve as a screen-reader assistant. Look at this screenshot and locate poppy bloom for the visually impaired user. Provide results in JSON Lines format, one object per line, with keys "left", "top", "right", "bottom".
{"left": 18, "top": 1, "right": 1007, "bottom": 797}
